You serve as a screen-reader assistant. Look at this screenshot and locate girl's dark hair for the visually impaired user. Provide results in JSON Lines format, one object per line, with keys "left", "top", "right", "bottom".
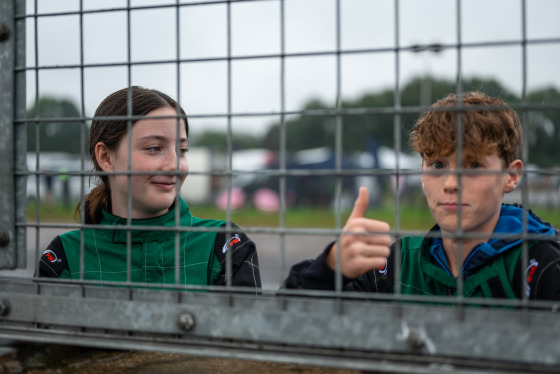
{"left": 77, "top": 86, "right": 189, "bottom": 224}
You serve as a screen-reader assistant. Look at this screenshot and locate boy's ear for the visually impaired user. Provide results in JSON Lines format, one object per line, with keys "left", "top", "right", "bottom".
{"left": 504, "top": 159, "right": 524, "bottom": 193}
{"left": 420, "top": 161, "right": 425, "bottom": 190}
{"left": 95, "top": 142, "right": 114, "bottom": 172}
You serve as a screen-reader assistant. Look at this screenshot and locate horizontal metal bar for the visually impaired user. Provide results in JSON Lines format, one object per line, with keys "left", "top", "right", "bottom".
{"left": 14, "top": 37, "right": 560, "bottom": 73}
{"left": 17, "top": 219, "right": 558, "bottom": 244}
{"left": 15, "top": 167, "right": 560, "bottom": 179}
{"left": 14, "top": 101, "right": 560, "bottom": 125}
{"left": 16, "top": 0, "right": 278, "bottom": 20}
{"left": 0, "top": 281, "right": 558, "bottom": 369}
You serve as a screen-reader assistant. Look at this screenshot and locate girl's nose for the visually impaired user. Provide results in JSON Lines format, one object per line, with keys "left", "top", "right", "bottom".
{"left": 163, "top": 150, "right": 180, "bottom": 171}
{"left": 163, "top": 149, "right": 188, "bottom": 174}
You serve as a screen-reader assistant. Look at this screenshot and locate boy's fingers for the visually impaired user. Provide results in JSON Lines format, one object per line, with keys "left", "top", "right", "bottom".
{"left": 345, "top": 256, "right": 388, "bottom": 279}
{"left": 361, "top": 243, "right": 391, "bottom": 258}
{"left": 348, "top": 186, "right": 369, "bottom": 220}
{"left": 343, "top": 218, "right": 391, "bottom": 244}
{"left": 359, "top": 219, "right": 391, "bottom": 237}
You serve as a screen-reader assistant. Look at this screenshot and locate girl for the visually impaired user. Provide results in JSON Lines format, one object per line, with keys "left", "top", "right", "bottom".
{"left": 38, "top": 86, "right": 261, "bottom": 290}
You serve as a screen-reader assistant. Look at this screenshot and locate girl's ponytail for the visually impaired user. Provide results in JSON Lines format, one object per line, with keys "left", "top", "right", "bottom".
{"left": 75, "top": 180, "right": 110, "bottom": 224}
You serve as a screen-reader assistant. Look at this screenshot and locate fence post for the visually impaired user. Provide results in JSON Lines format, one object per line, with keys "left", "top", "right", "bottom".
{"left": 0, "top": 0, "right": 26, "bottom": 269}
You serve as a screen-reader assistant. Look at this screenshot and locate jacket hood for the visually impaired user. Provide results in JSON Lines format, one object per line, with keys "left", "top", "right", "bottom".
{"left": 429, "top": 204, "right": 558, "bottom": 277}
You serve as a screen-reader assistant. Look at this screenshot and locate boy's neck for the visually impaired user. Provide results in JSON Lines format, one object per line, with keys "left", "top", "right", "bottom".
{"left": 441, "top": 237, "right": 488, "bottom": 278}
{"left": 439, "top": 212, "right": 502, "bottom": 277}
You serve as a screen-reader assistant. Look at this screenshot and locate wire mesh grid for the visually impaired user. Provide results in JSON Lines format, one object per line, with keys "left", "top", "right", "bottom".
{"left": 1, "top": 0, "right": 560, "bottom": 372}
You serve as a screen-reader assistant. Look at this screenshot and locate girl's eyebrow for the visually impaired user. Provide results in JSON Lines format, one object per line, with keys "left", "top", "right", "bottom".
{"left": 137, "top": 135, "right": 188, "bottom": 143}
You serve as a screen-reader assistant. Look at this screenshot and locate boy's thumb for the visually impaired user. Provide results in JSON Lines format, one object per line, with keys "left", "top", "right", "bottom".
{"left": 348, "top": 186, "right": 369, "bottom": 219}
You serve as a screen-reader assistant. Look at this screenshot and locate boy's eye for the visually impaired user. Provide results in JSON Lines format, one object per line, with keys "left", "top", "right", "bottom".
{"left": 467, "top": 162, "right": 480, "bottom": 169}
{"left": 432, "top": 161, "right": 444, "bottom": 169}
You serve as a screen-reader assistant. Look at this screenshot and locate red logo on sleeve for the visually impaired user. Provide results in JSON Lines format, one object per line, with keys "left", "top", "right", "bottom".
{"left": 222, "top": 234, "right": 242, "bottom": 254}
{"left": 525, "top": 259, "right": 539, "bottom": 297}
{"left": 378, "top": 258, "right": 388, "bottom": 275}
{"left": 43, "top": 249, "right": 62, "bottom": 263}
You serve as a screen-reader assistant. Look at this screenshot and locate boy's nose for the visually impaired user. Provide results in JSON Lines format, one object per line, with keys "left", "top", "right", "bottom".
{"left": 443, "top": 170, "right": 460, "bottom": 192}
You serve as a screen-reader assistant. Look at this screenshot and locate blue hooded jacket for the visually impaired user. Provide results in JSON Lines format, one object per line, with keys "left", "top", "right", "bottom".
{"left": 430, "top": 204, "right": 558, "bottom": 277}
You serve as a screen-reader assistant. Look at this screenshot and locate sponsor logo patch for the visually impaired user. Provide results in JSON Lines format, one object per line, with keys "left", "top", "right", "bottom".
{"left": 378, "top": 258, "right": 388, "bottom": 275}
{"left": 43, "top": 249, "right": 62, "bottom": 263}
{"left": 525, "top": 258, "right": 539, "bottom": 298}
{"left": 222, "top": 234, "right": 241, "bottom": 254}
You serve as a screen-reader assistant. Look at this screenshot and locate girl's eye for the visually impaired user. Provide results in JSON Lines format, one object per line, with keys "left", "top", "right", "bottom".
{"left": 180, "top": 148, "right": 189, "bottom": 156}
{"left": 146, "top": 146, "right": 162, "bottom": 153}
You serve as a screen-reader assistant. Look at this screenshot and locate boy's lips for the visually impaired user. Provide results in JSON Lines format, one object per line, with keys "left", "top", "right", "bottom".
{"left": 438, "top": 202, "right": 469, "bottom": 210}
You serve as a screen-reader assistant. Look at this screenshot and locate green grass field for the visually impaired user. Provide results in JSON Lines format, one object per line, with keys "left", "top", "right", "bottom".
{"left": 27, "top": 202, "right": 560, "bottom": 233}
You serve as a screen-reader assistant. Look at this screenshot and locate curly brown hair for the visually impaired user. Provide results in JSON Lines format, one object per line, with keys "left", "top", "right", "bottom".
{"left": 408, "top": 92, "right": 522, "bottom": 166}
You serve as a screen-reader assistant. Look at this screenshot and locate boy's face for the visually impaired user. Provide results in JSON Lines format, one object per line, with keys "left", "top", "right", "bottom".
{"left": 421, "top": 152, "right": 522, "bottom": 237}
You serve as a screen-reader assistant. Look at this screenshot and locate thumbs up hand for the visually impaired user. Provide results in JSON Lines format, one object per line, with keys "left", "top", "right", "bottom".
{"left": 326, "top": 187, "right": 392, "bottom": 279}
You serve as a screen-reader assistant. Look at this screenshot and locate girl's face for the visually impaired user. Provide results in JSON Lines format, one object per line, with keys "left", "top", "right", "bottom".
{"left": 100, "top": 107, "right": 189, "bottom": 219}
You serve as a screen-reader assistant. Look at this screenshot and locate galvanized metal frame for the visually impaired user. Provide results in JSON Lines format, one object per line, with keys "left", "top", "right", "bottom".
{"left": 1, "top": 0, "right": 560, "bottom": 372}
{"left": 0, "top": 281, "right": 559, "bottom": 373}
{"left": 0, "top": 0, "right": 26, "bottom": 270}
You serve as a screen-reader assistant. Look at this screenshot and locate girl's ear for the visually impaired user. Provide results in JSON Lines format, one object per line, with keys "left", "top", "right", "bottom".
{"left": 504, "top": 159, "right": 524, "bottom": 193}
{"left": 95, "top": 142, "right": 114, "bottom": 172}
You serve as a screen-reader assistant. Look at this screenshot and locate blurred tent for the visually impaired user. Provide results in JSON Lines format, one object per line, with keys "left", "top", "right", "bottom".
{"left": 214, "top": 145, "right": 422, "bottom": 210}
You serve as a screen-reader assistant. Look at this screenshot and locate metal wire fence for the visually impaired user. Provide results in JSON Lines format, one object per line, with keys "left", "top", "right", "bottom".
{"left": 0, "top": 0, "right": 559, "bottom": 372}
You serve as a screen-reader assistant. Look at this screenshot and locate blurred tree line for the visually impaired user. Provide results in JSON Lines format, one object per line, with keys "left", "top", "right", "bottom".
{"left": 27, "top": 97, "right": 84, "bottom": 154}
{"left": 192, "top": 130, "right": 262, "bottom": 151}
{"left": 27, "top": 77, "right": 560, "bottom": 167}
{"left": 261, "top": 76, "right": 560, "bottom": 167}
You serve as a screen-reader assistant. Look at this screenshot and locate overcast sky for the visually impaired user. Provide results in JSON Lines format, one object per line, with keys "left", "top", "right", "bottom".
{"left": 26, "top": 0, "right": 560, "bottom": 136}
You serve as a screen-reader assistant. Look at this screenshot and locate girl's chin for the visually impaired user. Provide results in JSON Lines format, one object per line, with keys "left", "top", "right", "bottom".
{"left": 138, "top": 199, "right": 176, "bottom": 216}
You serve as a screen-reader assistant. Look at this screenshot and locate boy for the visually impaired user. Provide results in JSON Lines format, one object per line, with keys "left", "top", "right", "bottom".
{"left": 284, "top": 92, "right": 560, "bottom": 300}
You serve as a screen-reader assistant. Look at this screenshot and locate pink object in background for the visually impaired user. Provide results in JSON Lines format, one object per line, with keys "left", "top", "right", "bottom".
{"left": 253, "top": 188, "right": 280, "bottom": 212}
{"left": 216, "top": 187, "right": 246, "bottom": 210}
